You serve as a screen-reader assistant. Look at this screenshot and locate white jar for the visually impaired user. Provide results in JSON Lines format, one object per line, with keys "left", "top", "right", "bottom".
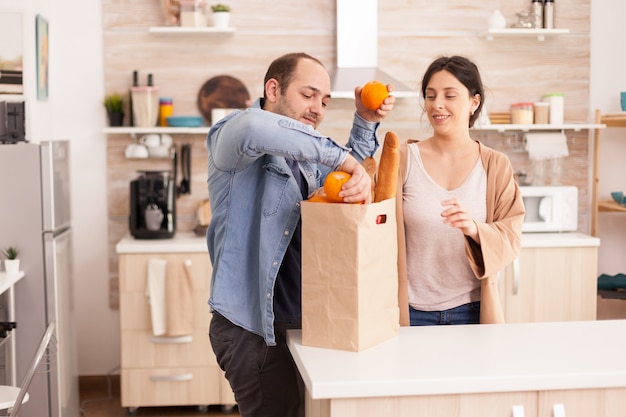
{"left": 543, "top": 93, "right": 564, "bottom": 125}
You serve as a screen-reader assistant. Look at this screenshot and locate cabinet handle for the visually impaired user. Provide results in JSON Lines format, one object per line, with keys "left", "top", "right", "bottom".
{"left": 150, "top": 335, "right": 193, "bottom": 344}
{"left": 149, "top": 373, "right": 193, "bottom": 382}
{"left": 512, "top": 256, "right": 520, "bottom": 295}
{"left": 552, "top": 403, "right": 566, "bottom": 417}
{"left": 512, "top": 405, "right": 525, "bottom": 417}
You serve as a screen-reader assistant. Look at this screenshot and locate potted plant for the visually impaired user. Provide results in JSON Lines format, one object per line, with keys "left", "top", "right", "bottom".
{"left": 210, "top": 4, "right": 231, "bottom": 28}
{"left": 2, "top": 246, "right": 20, "bottom": 276}
{"left": 104, "top": 92, "right": 125, "bottom": 126}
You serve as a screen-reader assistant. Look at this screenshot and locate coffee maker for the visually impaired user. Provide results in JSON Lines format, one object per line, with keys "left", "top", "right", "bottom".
{"left": 129, "top": 170, "right": 176, "bottom": 239}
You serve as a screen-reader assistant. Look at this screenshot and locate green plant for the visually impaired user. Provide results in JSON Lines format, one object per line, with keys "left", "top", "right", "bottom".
{"left": 2, "top": 246, "right": 19, "bottom": 260}
{"left": 211, "top": 4, "right": 231, "bottom": 12}
{"left": 104, "top": 93, "right": 124, "bottom": 113}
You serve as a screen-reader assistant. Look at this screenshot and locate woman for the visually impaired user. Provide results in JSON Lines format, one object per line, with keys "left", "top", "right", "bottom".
{"left": 396, "top": 55, "right": 525, "bottom": 326}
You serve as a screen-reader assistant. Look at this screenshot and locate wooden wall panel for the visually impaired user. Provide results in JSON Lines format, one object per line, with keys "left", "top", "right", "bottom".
{"left": 104, "top": 0, "right": 593, "bottom": 305}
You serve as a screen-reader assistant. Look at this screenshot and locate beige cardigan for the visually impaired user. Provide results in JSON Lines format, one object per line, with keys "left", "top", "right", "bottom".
{"left": 395, "top": 140, "right": 525, "bottom": 325}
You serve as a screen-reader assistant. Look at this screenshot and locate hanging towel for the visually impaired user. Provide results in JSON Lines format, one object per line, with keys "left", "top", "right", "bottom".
{"left": 166, "top": 260, "right": 194, "bottom": 336}
{"left": 524, "top": 133, "right": 569, "bottom": 160}
{"left": 146, "top": 258, "right": 167, "bottom": 336}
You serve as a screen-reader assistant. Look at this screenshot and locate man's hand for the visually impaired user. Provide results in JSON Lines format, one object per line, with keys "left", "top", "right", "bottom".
{"left": 354, "top": 83, "right": 396, "bottom": 123}
{"left": 337, "top": 155, "right": 372, "bottom": 203}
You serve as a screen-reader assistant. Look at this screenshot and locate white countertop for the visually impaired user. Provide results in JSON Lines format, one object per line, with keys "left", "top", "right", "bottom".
{"left": 115, "top": 231, "right": 598, "bottom": 254}
{"left": 287, "top": 320, "right": 626, "bottom": 399}
{"left": 115, "top": 232, "right": 207, "bottom": 254}
{"left": 520, "top": 232, "right": 600, "bottom": 248}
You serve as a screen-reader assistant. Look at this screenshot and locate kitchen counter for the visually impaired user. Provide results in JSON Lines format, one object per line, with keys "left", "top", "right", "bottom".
{"left": 520, "top": 231, "right": 599, "bottom": 248}
{"left": 288, "top": 320, "right": 626, "bottom": 399}
{"left": 115, "top": 232, "right": 598, "bottom": 254}
{"left": 115, "top": 232, "right": 207, "bottom": 254}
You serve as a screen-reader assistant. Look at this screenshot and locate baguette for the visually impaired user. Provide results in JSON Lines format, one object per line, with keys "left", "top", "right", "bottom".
{"left": 361, "top": 156, "right": 377, "bottom": 198}
{"left": 373, "top": 131, "right": 400, "bottom": 202}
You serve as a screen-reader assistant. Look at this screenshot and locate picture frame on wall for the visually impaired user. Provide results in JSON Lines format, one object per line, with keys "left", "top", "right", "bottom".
{"left": 36, "top": 14, "right": 49, "bottom": 101}
{"left": 0, "top": 12, "right": 24, "bottom": 95}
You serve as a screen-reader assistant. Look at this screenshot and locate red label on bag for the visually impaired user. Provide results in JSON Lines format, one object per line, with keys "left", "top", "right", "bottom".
{"left": 376, "top": 214, "right": 387, "bottom": 224}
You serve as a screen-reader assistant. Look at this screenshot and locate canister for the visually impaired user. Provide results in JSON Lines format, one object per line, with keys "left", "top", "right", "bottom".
{"left": 159, "top": 97, "right": 173, "bottom": 127}
{"left": 533, "top": 102, "right": 550, "bottom": 124}
{"left": 179, "top": 0, "right": 206, "bottom": 27}
{"left": 510, "top": 102, "right": 534, "bottom": 125}
{"left": 543, "top": 93, "right": 564, "bottom": 125}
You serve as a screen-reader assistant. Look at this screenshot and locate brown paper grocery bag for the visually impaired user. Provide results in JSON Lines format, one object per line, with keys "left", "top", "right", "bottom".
{"left": 301, "top": 198, "right": 400, "bottom": 351}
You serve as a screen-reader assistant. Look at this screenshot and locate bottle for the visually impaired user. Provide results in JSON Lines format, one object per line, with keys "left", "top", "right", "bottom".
{"left": 159, "top": 97, "right": 173, "bottom": 127}
{"left": 129, "top": 70, "right": 138, "bottom": 127}
{"left": 544, "top": 0, "right": 554, "bottom": 29}
{"left": 531, "top": 0, "right": 543, "bottom": 29}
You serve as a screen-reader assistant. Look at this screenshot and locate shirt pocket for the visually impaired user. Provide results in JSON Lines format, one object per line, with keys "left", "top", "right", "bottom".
{"left": 262, "top": 162, "right": 291, "bottom": 217}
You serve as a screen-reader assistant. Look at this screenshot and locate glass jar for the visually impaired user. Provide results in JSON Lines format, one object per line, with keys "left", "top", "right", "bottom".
{"left": 179, "top": 0, "right": 205, "bottom": 27}
{"left": 159, "top": 97, "right": 173, "bottom": 127}
{"left": 510, "top": 102, "right": 534, "bottom": 125}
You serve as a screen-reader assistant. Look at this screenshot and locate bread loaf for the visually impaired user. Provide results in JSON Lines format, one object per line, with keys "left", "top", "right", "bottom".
{"left": 373, "top": 131, "right": 399, "bottom": 202}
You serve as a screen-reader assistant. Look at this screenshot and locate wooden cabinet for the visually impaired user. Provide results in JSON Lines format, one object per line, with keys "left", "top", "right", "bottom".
{"left": 499, "top": 245, "right": 598, "bottom": 322}
{"left": 118, "top": 252, "right": 235, "bottom": 413}
{"left": 592, "top": 110, "right": 626, "bottom": 236}
{"left": 307, "top": 387, "right": 626, "bottom": 417}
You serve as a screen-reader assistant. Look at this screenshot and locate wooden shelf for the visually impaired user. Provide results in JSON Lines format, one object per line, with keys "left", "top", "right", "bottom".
{"left": 598, "top": 200, "right": 626, "bottom": 213}
{"left": 483, "top": 28, "right": 570, "bottom": 41}
{"left": 473, "top": 123, "right": 604, "bottom": 132}
{"left": 104, "top": 127, "right": 210, "bottom": 136}
{"left": 601, "top": 113, "right": 626, "bottom": 127}
{"left": 592, "top": 109, "right": 626, "bottom": 236}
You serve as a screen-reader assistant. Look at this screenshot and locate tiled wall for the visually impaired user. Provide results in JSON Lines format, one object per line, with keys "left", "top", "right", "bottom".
{"left": 103, "top": 0, "right": 593, "bottom": 306}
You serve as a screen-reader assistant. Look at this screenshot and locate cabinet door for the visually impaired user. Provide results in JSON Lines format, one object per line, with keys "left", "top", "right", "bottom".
{"left": 538, "top": 388, "right": 626, "bottom": 417}
{"left": 319, "top": 391, "right": 537, "bottom": 417}
{"left": 500, "top": 247, "right": 597, "bottom": 323}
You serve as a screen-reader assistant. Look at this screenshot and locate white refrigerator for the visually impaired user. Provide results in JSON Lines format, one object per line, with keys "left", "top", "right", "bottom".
{"left": 0, "top": 141, "right": 79, "bottom": 417}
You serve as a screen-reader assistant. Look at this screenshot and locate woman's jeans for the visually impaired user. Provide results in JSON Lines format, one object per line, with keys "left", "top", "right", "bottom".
{"left": 409, "top": 302, "right": 480, "bottom": 326}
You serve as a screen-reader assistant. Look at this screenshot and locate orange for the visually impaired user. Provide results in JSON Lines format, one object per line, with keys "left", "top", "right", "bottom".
{"left": 307, "top": 194, "right": 334, "bottom": 203}
{"left": 323, "top": 171, "right": 352, "bottom": 203}
{"left": 360, "top": 80, "right": 389, "bottom": 110}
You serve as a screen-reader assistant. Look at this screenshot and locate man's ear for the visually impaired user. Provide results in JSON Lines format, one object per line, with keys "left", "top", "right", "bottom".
{"left": 265, "top": 78, "right": 280, "bottom": 103}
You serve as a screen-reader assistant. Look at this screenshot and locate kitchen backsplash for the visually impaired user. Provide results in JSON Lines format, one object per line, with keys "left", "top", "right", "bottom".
{"left": 104, "top": 0, "right": 593, "bottom": 308}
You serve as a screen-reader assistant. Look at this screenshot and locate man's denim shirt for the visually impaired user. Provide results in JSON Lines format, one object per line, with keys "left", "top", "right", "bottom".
{"left": 206, "top": 98, "right": 380, "bottom": 345}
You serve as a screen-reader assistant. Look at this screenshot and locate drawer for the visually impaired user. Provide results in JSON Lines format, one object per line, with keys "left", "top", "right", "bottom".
{"left": 121, "top": 328, "right": 218, "bottom": 368}
{"left": 121, "top": 366, "right": 221, "bottom": 407}
{"left": 119, "top": 253, "right": 212, "bottom": 294}
{"left": 119, "top": 290, "right": 211, "bottom": 331}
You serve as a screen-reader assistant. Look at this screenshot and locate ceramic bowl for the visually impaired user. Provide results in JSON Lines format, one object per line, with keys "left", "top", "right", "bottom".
{"left": 148, "top": 145, "right": 171, "bottom": 158}
{"left": 166, "top": 115, "right": 204, "bottom": 127}
{"left": 611, "top": 191, "right": 626, "bottom": 205}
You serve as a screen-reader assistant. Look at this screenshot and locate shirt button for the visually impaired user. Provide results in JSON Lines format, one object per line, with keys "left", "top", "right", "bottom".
{"left": 273, "top": 261, "right": 278, "bottom": 266}
{"left": 284, "top": 230, "right": 289, "bottom": 236}
{"left": 267, "top": 293, "right": 271, "bottom": 298}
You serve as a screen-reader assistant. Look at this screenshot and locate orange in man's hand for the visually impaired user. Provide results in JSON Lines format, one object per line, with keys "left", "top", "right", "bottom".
{"left": 360, "top": 80, "right": 389, "bottom": 110}
{"left": 323, "top": 171, "right": 352, "bottom": 203}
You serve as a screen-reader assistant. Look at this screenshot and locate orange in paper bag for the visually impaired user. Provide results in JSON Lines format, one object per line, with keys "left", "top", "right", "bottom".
{"left": 323, "top": 171, "right": 352, "bottom": 203}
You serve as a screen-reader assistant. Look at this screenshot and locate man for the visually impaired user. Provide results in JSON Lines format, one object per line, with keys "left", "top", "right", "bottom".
{"left": 206, "top": 52, "right": 395, "bottom": 417}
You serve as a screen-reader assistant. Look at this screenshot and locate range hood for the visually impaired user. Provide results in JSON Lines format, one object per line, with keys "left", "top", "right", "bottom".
{"left": 331, "top": 0, "right": 417, "bottom": 98}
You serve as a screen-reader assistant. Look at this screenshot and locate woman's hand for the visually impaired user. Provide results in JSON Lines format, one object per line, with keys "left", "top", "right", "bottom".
{"left": 354, "top": 83, "right": 396, "bottom": 123}
{"left": 441, "top": 198, "right": 480, "bottom": 243}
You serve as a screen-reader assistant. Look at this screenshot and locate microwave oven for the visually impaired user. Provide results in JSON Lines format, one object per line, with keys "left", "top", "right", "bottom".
{"left": 519, "top": 185, "right": 578, "bottom": 232}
